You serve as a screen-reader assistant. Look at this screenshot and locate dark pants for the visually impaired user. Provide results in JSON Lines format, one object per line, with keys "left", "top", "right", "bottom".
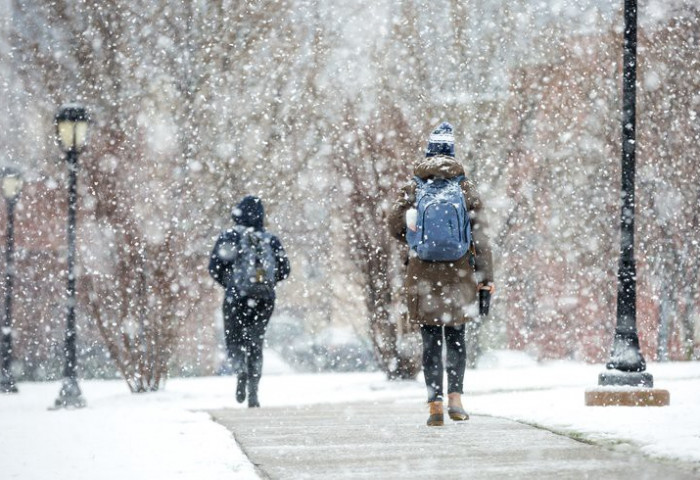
{"left": 420, "top": 324, "right": 467, "bottom": 402}
{"left": 223, "top": 295, "right": 274, "bottom": 397}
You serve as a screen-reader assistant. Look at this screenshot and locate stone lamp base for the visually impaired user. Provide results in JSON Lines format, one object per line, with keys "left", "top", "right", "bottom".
{"left": 585, "top": 387, "right": 670, "bottom": 407}
{"left": 585, "top": 370, "right": 670, "bottom": 406}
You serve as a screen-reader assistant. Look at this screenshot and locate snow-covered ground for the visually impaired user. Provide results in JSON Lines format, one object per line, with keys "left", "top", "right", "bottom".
{"left": 2, "top": 350, "right": 699, "bottom": 479}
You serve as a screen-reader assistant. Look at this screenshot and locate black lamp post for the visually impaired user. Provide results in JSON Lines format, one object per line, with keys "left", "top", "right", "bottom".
{"left": 53, "top": 104, "right": 89, "bottom": 409}
{"left": 599, "top": 0, "right": 652, "bottom": 388}
{"left": 1, "top": 168, "right": 23, "bottom": 394}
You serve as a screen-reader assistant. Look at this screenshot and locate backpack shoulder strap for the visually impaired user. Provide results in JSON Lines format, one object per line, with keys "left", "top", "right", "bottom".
{"left": 412, "top": 176, "right": 427, "bottom": 204}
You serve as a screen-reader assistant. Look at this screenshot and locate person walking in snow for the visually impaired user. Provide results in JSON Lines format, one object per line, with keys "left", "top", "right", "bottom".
{"left": 388, "top": 122, "right": 494, "bottom": 426}
{"left": 209, "top": 195, "right": 290, "bottom": 408}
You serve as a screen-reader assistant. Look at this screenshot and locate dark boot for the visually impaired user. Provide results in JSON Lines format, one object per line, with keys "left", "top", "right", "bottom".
{"left": 248, "top": 393, "right": 260, "bottom": 408}
{"left": 236, "top": 373, "right": 247, "bottom": 404}
{"left": 427, "top": 401, "right": 444, "bottom": 427}
{"left": 247, "top": 380, "right": 260, "bottom": 408}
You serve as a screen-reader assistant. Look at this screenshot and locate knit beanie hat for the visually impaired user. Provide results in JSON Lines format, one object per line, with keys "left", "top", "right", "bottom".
{"left": 425, "top": 122, "right": 455, "bottom": 158}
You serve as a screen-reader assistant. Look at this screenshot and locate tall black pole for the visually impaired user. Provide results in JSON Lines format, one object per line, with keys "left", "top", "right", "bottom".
{"left": 54, "top": 150, "right": 85, "bottom": 408}
{"left": 600, "top": 0, "right": 652, "bottom": 387}
{"left": 1, "top": 196, "right": 18, "bottom": 393}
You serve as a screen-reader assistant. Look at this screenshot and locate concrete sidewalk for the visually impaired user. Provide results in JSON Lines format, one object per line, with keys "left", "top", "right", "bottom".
{"left": 210, "top": 401, "right": 697, "bottom": 480}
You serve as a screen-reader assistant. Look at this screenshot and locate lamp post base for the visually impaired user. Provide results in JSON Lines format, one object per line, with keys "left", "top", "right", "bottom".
{"left": 585, "top": 387, "right": 670, "bottom": 407}
{"left": 52, "top": 377, "right": 86, "bottom": 409}
{"left": 0, "top": 373, "right": 18, "bottom": 393}
{"left": 585, "top": 370, "right": 669, "bottom": 406}
{"left": 599, "top": 370, "right": 653, "bottom": 387}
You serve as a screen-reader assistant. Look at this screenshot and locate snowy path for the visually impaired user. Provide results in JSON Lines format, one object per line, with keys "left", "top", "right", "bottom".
{"left": 211, "top": 401, "right": 698, "bottom": 480}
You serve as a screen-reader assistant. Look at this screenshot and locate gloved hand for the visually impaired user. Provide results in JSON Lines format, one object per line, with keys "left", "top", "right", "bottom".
{"left": 477, "top": 282, "right": 494, "bottom": 316}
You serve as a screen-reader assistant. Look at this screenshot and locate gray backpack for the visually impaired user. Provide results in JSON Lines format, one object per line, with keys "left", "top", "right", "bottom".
{"left": 229, "top": 227, "right": 277, "bottom": 299}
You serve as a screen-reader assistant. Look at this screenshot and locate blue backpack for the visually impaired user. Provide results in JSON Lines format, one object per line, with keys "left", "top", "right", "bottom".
{"left": 406, "top": 175, "right": 472, "bottom": 262}
{"left": 229, "top": 226, "right": 277, "bottom": 299}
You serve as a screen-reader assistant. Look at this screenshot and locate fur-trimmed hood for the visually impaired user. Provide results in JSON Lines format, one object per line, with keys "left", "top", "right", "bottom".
{"left": 413, "top": 155, "right": 465, "bottom": 180}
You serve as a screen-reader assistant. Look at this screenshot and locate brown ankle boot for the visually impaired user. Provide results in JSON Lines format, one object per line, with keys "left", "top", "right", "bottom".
{"left": 447, "top": 393, "right": 469, "bottom": 421}
{"left": 427, "top": 401, "right": 444, "bottom": 426}
{"left": 447, "top": 406, "right": 469, "bottom": 421}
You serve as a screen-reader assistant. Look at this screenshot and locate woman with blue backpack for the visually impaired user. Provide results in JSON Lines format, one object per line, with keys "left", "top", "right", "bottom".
{"left": 388, "top": 122, "right": 494, "bottom": 426}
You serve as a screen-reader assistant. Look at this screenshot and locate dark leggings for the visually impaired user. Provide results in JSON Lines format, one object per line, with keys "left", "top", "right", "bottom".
{"left": 420, "top": 324, "right": 467, "bottom": 402}
{"left": 223, "top": 295, "right": 274, "bottom": 395}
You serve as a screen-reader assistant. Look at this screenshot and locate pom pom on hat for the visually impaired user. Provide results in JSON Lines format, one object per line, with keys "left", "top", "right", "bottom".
{"left": 425, "top": 122, "right": 455, "bottom": 158}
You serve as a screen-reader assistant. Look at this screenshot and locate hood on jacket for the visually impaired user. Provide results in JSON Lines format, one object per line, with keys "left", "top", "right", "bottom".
{"left": 232, "top": 195, "right": 265, "bottom": 230}
{"left": 413, "top": 155, "right": 465, "bottom": 180}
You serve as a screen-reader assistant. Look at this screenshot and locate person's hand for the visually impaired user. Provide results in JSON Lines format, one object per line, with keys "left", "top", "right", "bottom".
{"left": 477, "top": 282, "right": 495, "bottom": 294}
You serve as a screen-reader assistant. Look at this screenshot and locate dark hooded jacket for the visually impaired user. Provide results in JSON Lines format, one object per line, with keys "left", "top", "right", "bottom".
{"left": 209, "top": 196, "right": 290, "bottom": 297}
{"left": 388, "top": 156, "right": 493, "bottom": 326}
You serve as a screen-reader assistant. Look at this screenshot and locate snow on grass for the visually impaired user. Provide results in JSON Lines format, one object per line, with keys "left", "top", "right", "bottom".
{"left": 0, "top": 380, "right": 259, "bottom": 480}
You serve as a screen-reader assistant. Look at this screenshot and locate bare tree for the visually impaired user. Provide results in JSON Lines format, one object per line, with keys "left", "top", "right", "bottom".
{"left": 329, "top": 104, "right": 422, "bottom": 379}
{"left": 8, "top": 0, "right": 320, "bottom": 388}
{"left": 639, "top": 8, "right": 700, "bottom": 360}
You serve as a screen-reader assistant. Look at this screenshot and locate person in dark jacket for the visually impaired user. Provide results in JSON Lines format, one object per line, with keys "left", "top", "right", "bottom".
{"left": 209, "top": 196, "right": 290, "bottom": 407}
{"left": 388, "top": 122, "right": 494, "bottom": 426}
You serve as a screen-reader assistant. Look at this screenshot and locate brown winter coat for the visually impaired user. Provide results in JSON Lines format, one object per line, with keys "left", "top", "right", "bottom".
{"left": 387, "top": 155, "right": 494, "bottom": 326}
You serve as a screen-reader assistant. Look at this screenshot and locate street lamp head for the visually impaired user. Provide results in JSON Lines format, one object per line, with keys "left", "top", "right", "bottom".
{"left": 1, "top": 168, "right": 23, "bottom": 201}
{"left": 55, "top": 104, "right": 90, "bottom": 153}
